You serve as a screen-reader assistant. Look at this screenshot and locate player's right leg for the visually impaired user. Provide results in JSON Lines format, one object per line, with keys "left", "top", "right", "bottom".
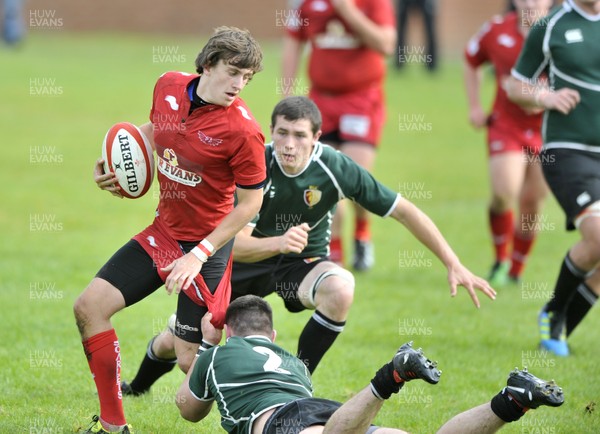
{"left": 511, "top": 155, "right": 548, "bottom": 282}
{"left": 74, "top": 239, "right": 164, "bottom": 433}
{"left": 566, "top": 267, "right": 600, "bottom": 337}
{"left": 321, "top": 342, "right": 440, "bottom": 434}
{"left": 538, "top": 149, "right": 600, "bottom": 355}
{"left": 436, "top": 368, "right": 564, "bottom": 434}
{"left": 487, "top": 151, "right": 526, "bottom": 287}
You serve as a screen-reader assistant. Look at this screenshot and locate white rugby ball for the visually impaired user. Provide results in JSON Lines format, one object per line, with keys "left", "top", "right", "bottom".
{"left": 102, "top": 122, "right": 154, "bottom": 199}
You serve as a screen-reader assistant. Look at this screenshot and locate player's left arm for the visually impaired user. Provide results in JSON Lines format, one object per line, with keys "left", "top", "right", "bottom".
{"left": 332, "top": 0, "right": 396, "bottom": 55}
{"left": 390, "top": 197, "right": 496, "bottom": 308}
{"left": 162, "top": 187, "right": 263, "bottom": 293}
{"left": 506, "top": 15, "right": 580, "bottom": 115}
{"left": 177, "top": 356, "right": 214, "bottom": 422}
{"left": 178, "top": 311, "right": 221, "bottom": 422}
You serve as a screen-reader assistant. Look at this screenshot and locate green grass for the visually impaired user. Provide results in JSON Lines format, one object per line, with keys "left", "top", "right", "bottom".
{"left": 2, "top": 32, "right": 599, "bottom": 433}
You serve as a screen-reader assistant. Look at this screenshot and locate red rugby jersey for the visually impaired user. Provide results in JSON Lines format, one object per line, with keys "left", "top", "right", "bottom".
{"left": 286, "top": 0, "right": 395, "bottom": 94}
{"left": 465, "top": 12, "right": 543, "bottom": 130}
{"left": 149, "top": 71, "right": 266, "bottom": 241}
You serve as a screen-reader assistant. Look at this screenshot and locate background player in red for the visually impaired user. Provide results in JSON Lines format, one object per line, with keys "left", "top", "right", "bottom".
{"left": 282, "top": 0, "right": 396, "bottom": 271}
{"left": 75, "top": 27, "right": 266, "bottom": 433}
{"left": 463, "top": 0, "right": 553, "bottom": 287}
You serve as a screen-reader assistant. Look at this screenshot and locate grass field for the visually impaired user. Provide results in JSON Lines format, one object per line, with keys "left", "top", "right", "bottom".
{"left": 2, "top": 32, "right": 599, "bottom": 433}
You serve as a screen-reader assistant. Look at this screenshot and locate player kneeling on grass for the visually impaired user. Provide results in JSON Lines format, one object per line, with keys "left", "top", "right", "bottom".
{"left": 121, "top": 96, "right": 497, "bottom": 397}
{"left": 176, "top": 295, "right": 564, "bottom": 434}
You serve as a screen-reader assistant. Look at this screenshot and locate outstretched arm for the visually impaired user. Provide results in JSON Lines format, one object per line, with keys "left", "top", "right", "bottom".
{"left": 390, "top": 197, "right": 496, "bottom": 308}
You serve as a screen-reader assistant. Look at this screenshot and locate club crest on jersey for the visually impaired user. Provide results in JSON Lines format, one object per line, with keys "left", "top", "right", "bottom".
{"left": 304, "top": 185, "right": 322, "bottom": 208}
{"left": 158, "top": 148, "right": 202, "bottom": 187}
{"left": 198, "top": 130, "right": 223, "bottom": 147}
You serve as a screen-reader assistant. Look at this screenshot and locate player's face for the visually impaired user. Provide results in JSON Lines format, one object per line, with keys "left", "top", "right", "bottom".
{"left": 198, "top": 59, "right": 254, "bottom": 107}
{"left": 271, "top": 116, "right": 321, "bottom": 175}
{"left": 514, "top": 0, "right": 552, "bottom": 26}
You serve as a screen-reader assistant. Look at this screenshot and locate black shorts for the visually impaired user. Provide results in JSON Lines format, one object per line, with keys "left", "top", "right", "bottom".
{"left": 541, "top": 148, "right": 600, "bottom": 230}
{"left": 232, "top": 256, "right": 327, "bottom": 312}
{"left": 96, "top": 238, "right": 233, "bottom": 343}
{"left": 263, "top": 398, "right": 377, "bottom": 434}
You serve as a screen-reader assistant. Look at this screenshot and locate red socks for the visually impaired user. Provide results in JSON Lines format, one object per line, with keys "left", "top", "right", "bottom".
{"left": 510, "top": 233, "right": 536, "bottom": 278}
{"left": 329, "top": 238, "right": 344, "bottom": 264}
{"left": 489, "top": 210, "right": 513, "bottom": 263}
{"left": 490, "top": 209, "right": 538, "bottom": 279}
{"left": 82, "top": 329, "right": 126, "bottom": 427}
{"left": 355, "top": 218, "right": 371, "bottom": 242}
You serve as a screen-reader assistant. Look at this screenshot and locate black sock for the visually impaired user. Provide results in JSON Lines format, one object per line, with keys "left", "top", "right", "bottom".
{"left": 297, "top": 311, "right": 345, "bottom": 374}
{"left": 566, "top": 283, "right": 598, "bottom": 337}
{"left": 370, "top": 360, "right": 404, "bottom": 400}
{"left": 545, "top": 254, "right": 588, "bottom": 313}
{"left": 490, "top": 388, "right": 526, "bottom": 423}
{"left": 129, "top": 336, "right": 177, "bottom": 393}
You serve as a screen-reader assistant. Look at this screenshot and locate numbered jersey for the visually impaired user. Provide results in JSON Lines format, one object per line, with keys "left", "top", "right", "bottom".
{"left": 189, "top": 336, "right": 313, "bottom": 434}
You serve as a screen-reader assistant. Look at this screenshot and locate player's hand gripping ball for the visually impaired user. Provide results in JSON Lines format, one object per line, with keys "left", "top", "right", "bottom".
{"left": 101, "top": 122, "right": 155, "bottom": 199}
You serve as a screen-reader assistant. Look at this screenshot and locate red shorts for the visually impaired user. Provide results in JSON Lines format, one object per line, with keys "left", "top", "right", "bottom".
{"left": 309, "top": 84, "right": 385, "bottom": 147}
{"left": 487, "top": 121, "right": 542, "bottom": 157}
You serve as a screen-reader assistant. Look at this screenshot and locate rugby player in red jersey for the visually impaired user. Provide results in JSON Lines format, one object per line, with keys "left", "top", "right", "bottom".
{"left": 464, "top": 0, "right": 553, "bottom": 287}
{"left": 75, "top": 27, "right": 267, "bottom": 433}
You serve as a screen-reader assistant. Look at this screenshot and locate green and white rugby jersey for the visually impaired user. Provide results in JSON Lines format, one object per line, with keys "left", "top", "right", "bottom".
{"left": 189, "top": 336, "right": 312, "bottom": 434}
{"left": 512, "top": 0, "right": 600, "bottom": 150}
{"left": 251, "top": 142, "right": 400, "bottom": 258}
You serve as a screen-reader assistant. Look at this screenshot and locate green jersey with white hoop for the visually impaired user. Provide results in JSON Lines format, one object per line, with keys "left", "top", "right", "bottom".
{"left": 189, "top": 335, "right": 312, "bottom": 434}
{"left": 512, "top": 0, "right": 600, "bottom": 150}
{"left": 251, "top": 142, "right": 400, "bottom": 258}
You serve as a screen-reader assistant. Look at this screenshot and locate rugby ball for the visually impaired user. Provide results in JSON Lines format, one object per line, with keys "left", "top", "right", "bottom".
{"left": 102, "top": 122, "right": 154, "bottom": 199}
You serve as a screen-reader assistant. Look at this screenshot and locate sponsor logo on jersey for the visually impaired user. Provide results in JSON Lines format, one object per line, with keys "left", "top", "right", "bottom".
{"left": 311, "top": 0, "right": 328, "bottom": 12}
{"left": 304, "top": 185, "right": 322, "bottom": 207}
{"left": 164, "top": 95, "right": 179, "bottom": 111}
{"left": 158, "top": 148, "right": 202, "bottom": 187}
{"left": 565, "top": 29, "right": 583, "bottom": 44}
{"left": 497, "top": 34, "right": 515, "bottom": 47}
{"left": 198, "top": 130, "right": 223, "bottom": 147}
{"left": 236, "top": 105, "right": 252, "bottom": 120}
{"left": 315, "top": 20, "right": 360, "bottom": 49}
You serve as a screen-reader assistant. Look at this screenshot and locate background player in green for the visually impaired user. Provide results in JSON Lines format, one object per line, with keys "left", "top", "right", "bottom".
{"left": 176, "top": 295, "right": 564, "bottom": 434}
{"left": 507, "top": 0, "right": 600, "bottom": 356}
{"left": 121, "top": 96, "right": 496, "bottom": 395}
